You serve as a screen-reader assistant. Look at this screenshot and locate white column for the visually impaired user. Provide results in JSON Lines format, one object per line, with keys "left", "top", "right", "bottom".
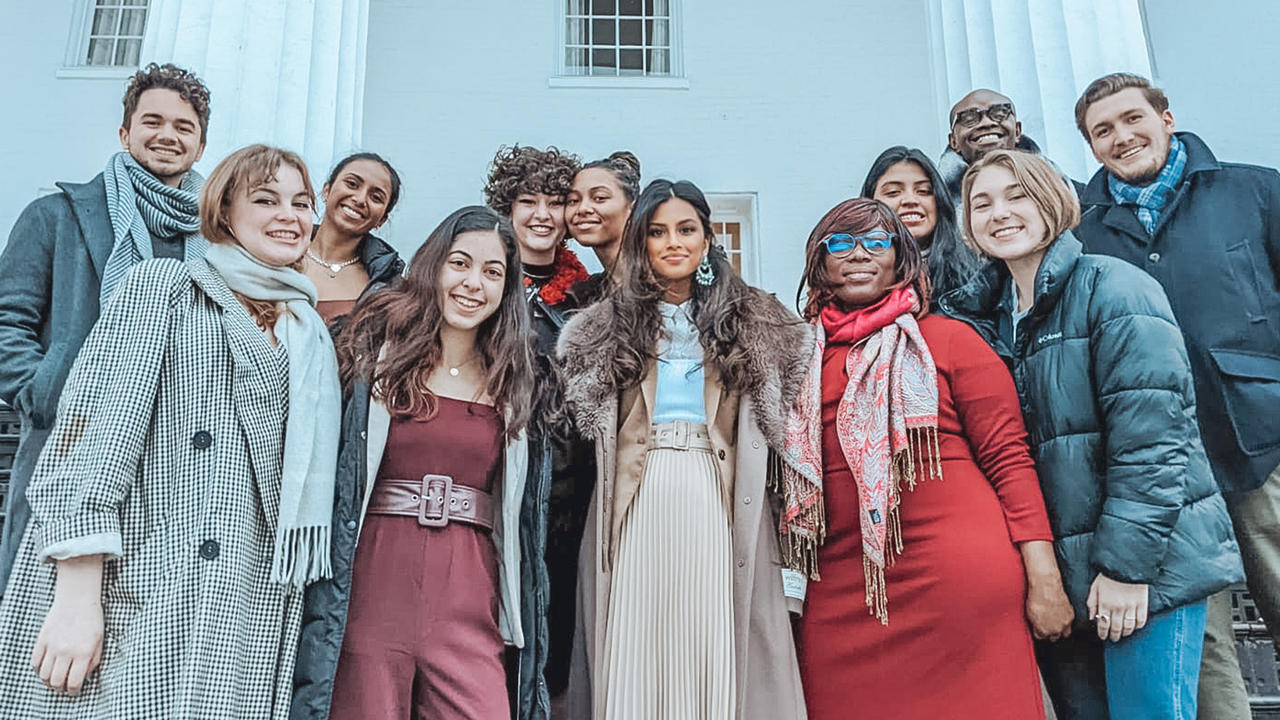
{"left": 139, "top": 0, "right": 370, "bottom": 185}
{"left": 926, "top": 0, "right": 1151, "bottom": 180}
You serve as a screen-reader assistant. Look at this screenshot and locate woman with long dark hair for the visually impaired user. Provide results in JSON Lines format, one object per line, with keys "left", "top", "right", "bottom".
{"left": 304, "top": 152, "right": 405, "bottom": 325}
{"left": 290, "top": 206, "right": 536, "bottom": 720}
{"left": 861, "top": 146, "right": 984, "bottom": 303}
{"left": 559, "top": 179, "right": 810, "bottom": 719}
{"left": 0, "top": 144, "right": 335, "bottom": 717}
{"left": 789, "top": 196, "right": 1067, "bottom": 720}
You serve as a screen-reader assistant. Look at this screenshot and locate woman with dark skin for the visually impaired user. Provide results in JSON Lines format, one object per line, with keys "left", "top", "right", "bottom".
{"left": 861, "top": 146, "right": 984, "bottom": 304}
{"left": 304, "top": 152, "right": 405, "bottom": 325}
{"left": 789, "top": 197, "right": 1068, "bottom": 720}
{"left": 565, "top": 151, "right": 640, "bottom": 305}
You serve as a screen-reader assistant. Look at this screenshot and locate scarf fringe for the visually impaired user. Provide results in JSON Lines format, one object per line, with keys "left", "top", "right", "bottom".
{"left": 869, "top": 425, "right": 942, "bottom": 620}
{"left": 771, "top": 450, "right": 827, "bottom": 580}
{"left": 864, "top": 554, "right": 890, "bottom": 625}
{"left": 271, "top": 524, "right": 333, "bottom": 590}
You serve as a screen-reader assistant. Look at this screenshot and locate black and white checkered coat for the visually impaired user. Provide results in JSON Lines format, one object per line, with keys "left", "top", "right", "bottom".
{"left": 0, "top": 258, "right": 304, "bottom": 719}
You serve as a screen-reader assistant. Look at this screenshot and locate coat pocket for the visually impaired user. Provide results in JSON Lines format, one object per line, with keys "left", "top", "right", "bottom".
{"left": 19, "top": 342, "right": 70, "bottom": 430}
{"left": 1224, "top": 240, "right": 1266, "bottom": 323}
{"left": 1209, "top": 348, "right": 1280, "bottom": 455}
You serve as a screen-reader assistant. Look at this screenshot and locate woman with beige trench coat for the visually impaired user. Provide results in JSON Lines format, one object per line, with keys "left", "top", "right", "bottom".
{"left": 557, "top": 179, "right": 811, "bottom": 720}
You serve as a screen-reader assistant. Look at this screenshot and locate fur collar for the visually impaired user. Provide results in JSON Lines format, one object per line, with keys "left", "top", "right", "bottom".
{"left": 556, "top": 289, "right": 813, "bottom": 449}
{"left": 938, "top": 134, "right": 1044, "bottom": 200}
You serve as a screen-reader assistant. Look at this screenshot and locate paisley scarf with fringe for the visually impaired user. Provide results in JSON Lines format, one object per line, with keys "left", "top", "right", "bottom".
{"left": 780, "top": 287, "right": 941, "bottom": 624}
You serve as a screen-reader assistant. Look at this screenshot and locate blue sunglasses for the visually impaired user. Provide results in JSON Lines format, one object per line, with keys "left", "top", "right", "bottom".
{"left": 821, "top": 230, "right": 896, "bottom": 257}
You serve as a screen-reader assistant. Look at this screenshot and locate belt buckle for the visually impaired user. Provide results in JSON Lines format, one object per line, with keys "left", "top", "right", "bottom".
{"left": 672, "top": 420, "right": 690, "bottom": 450}
{"left": 418, "top": 474, "right": 453, "bottom": 527}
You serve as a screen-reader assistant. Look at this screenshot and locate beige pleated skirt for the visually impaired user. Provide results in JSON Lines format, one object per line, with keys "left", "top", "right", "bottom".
{"left": 599, "top": 424, "right": 736, "bottom": 720}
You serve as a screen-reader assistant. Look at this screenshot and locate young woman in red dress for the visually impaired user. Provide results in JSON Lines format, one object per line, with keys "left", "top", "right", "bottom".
{"left": 785, "top": 197, "right": 1073, "bottom": 720}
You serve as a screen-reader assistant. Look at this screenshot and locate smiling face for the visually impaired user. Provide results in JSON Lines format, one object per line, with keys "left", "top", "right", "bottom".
{"left": 567, "top": 167, "right": 632, "bottom": 249}
{"left": 510, "top": 192, "right": 567, "bottom": 265}
{"left": 321, "top": 158, "right": 393, "bottom": 238}
{"left": 873, "top": 161, "right": 938, "bottom": 247}
{"left": 966, "top": 165, "right": 1050, "bottom": 264}
{"left": 118, "top": 88, "right": 206, "bottom": 186}
{"left": 645, "top": 197, "right": 709, "bottom": 304}
{"left": 821, "top": 221, "right": 899, "bottom": 310}
{"left": 948, "top": 90, "right": 1021, "bottom": 164}
{"left": 1084, "top": 87, "right": 1177, "bottom": 185}
{"left": 226, "top": 163, "right": 314, "bottom": 267}
{"left": 438, "top": 229, "right": 508, "bottom": 332}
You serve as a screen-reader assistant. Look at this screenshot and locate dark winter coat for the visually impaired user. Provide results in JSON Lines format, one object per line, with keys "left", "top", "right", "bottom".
{"left": 939, "top": 233, "right": 1242, "bottom": 622}
{"left": 354, "top": 232, "right": 404, "bottom": 299}
{"left": 0, "top": 175, "right": 114, "bottom": 589}
{"left": 1076, "top": 132, "right": 1280, "bottom": 493}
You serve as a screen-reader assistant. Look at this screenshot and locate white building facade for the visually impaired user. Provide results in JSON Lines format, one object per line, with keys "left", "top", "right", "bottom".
{"left": 2, "top": 0, "right": 1277, "bottom": 297}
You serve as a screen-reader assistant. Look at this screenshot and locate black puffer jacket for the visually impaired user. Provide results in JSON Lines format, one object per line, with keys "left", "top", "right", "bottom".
{"left": 940, "top": 233, "right": 1242, "bottom": 621}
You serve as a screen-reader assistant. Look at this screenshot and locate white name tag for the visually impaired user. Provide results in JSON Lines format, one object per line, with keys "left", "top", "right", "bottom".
{"left": 781, "top": 568, "right": 808, "bottom": 602}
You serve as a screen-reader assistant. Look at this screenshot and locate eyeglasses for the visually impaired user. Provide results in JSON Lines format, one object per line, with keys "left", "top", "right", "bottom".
{"left": 821, "top": 230, "right": 895, "bottom": 258}
{"left": 952, "top": 102, "right": 1015, "bottom": 128}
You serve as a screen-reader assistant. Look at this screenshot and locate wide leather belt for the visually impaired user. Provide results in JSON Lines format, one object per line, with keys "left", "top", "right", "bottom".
{"left": 367, "top": 474, "right": 495, "bottom": 531}
{"left": 650, "top": 420, "right": 713, "bottom": 451}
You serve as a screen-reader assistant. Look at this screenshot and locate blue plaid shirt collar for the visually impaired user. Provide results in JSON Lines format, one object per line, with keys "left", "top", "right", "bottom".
{"left": 1107, "top": 133, "right": 1188, "bottom": 235}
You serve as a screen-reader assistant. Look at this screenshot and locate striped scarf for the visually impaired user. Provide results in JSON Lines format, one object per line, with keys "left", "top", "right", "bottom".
{"left": 101, "top": 151, "right": 207, "bottom": 305}
{"left": 1108, "top": 133, "right": 1187, "bottom": 235}
{"left": 780, "top": 288, "right": 941, "bottom": 624}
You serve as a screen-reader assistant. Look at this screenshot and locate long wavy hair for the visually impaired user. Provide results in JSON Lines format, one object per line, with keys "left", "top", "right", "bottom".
{"left": 796, "top": 197, "right": 931, "bottom": 320}
{"left": 605, "top": 178, "right": 789, "bottom": 393}
{"left": 335, "top": 206, "right": 533, "bottom": 439}
{"left": 860, "top": 146, "right": 984, "bottom": 302}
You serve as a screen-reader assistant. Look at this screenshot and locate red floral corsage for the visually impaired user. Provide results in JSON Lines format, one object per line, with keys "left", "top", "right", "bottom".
{"left": 524, "top": 246, "right": 590, "bottom": 306}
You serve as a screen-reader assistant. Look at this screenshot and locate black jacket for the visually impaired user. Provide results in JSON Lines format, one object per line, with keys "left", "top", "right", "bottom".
{"left": 940, "top": 233, "right": 1242, "bottom": 621}
{"left": 1076, "top": 132, "right": 1280, "bottom": 493}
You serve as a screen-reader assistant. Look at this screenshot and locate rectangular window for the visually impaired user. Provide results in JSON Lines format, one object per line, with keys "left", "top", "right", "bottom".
{"left": 712, "top": 221, "right": 744, "bottom": 275}
{"left": 561, "top": 0, "right": 678, "bottom": 78}
{"left": 65, "top": 0, "right": 150, "bottom": 71}
{"left": 707, "top": 193, "right": 758, "bottom": 284}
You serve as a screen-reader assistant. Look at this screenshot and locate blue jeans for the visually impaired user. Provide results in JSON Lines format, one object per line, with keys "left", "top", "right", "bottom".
{"left": 1038, "top": 600, "right": 1208, "bottom": 720}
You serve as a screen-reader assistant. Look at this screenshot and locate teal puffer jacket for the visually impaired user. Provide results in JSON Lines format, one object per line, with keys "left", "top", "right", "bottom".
{"left": 939, "top": 232, "right": 1242, "bottom": 622}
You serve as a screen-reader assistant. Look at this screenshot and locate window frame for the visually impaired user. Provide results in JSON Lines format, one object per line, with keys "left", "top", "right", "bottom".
{"left": 550, "top": 0, "right": 689, "bottom": 89}
{"left": 706, "top": 192, "right": 760, "bottom": 285}
{"left": 58, "top": 0, "right": 150, "bottom": 79}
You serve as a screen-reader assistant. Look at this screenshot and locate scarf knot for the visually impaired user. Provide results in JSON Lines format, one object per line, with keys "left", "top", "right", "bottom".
{"left": 203, "top": 243, "right": 339, "bottom": 589}
{"left": 1108, "top": 134, "right": 1187, "bottom": 235}
{"left": 780, "top": 287, "right": 941, "bottom": 624}
{"left": 102, "top": 151, "right": 207, "bottom": 304}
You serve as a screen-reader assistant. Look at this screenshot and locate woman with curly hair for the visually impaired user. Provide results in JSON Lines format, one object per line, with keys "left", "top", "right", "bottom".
{"left": 861, "top": 146, "right": 985, "bottom": 304}
{"left": 565, "top": 151, "right": 640, "bottom": 304}
{"left": 483, "top": 144, "right": 592, "bottom": 716}
{"left": 559, "top": 179, "right": 810, "bottom": 719}
{"left": 291, "top": 206, "right": 536, "bottom": 720}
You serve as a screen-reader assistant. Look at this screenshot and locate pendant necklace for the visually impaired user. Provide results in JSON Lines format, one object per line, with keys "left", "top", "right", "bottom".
{"left": 306, "top": 249, "right": 360, "bottom": 278}
{"left": 446, "top": 355, "right": 479, "bottom": 377}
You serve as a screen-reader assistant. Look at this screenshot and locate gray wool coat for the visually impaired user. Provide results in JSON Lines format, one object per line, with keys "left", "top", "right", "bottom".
{"left": 556, "top": 290, "right": 813, "bottom": 720}
{"left": 0, "top": 259, "right": 304, "bottom": 719}
{"left": 0, "top": 175, "right": 115, "bottom": 589}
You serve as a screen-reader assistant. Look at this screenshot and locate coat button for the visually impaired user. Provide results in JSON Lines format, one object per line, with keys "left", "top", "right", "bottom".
{"left": 346, "top": 520, "right": 357, "bottom": 531}
{"left": 359, "top": 430, "right": 367, "bottom": 440}
{"left": 1148, "top": 252, "right": 1160, "bottom": 263}
{"left": 752, "top": 441, "right": 760, "bottom": 449}
{"left": 718, "top": 449, "right": 726, "bottom": 460}
{"left": 637, "top": 437, "right": 645, "bottom": 445}
{"left": 743, "top": 496, "right": 751, "bottom": 505}
{"left": 192, "top": 431, "right": 213, "bottom": 450}
{"left": 198, "top": 539, "right": 220, "bottom": 560}
{"left": 737, "top": 559, "right": 745, "bottom": 568}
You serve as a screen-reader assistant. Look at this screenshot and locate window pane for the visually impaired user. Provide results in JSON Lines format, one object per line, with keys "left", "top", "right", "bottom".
{"left": 120, "top": 8, "right": 147, "bottom": 36}
{"left": 647, "top": 48, "right": 669, "bottom": 74}
{"left": 564, "top": 48, "right": 587, "bottom": 75}
{"left": 115, "top": 38, "right": 142, "bottom": 66}
{"left": 91, "top": 8, "right": 120, "bottom": 35}
{"left": 645, "top": 0, "right": 670, "bottom": 18}
{"left": 86, "top": 38, "right": 114, "bottom": 65}
{"left": 590, "top": 0, "right": 615, "bottom": 14}
{"left": 619, "top": 49, "right": 643, "bottom": 74}
{"left": 591, "top": 18, "right": 614, "bottom": 45}
{"left": 648, "top": 18, "right": 669, "bottom": 44}
{"left": 590, "top": 48, "right": 616, "bottom": 74}
{"left": 618, "top": 19, "right": 642, "bottom": 46}
{"left": 566, "top": 17, "right": 586, "bottom": 44}
{"left": 619, "top": 0, "right": 642, "bottom": 16}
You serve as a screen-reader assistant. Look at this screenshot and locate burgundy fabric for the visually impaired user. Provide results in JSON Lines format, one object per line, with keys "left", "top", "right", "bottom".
{"left": 798, "top": 315, "right": 1053, "bottom": 720}
{"left": 315, "top": 299, "right": 357, "bottom": 325}
{"left": 329, "top": 396, "right": 508, "bottom": 720}
{"left": 819, "top": 286, "right": 918, "bottom": 345}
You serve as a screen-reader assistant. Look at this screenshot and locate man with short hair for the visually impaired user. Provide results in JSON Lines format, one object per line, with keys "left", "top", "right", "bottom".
{"left": 0, "top": 62, "right": 211, "bottom": 588}
{"left": 1074, "top": 71, "right": 1278, "bottom": 720}
{"left": 940, "top": 88, "right": 1078, "bottom": 202}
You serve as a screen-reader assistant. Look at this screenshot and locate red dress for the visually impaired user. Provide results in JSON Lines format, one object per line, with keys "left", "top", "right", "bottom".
{"left": 798, "top": 314, "right": 1053, "bottom": 720}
